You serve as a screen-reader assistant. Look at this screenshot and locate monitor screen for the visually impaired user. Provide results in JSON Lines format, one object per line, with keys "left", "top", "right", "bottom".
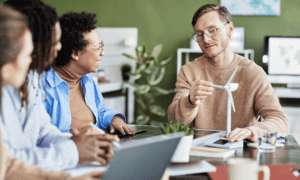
{"left": 264, "top": 36, "right": 300, "bottom": 75}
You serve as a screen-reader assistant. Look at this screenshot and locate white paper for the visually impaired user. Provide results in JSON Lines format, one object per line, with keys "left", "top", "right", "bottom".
{"left": 168, "top": 160, "right": 216, "bottom": 176}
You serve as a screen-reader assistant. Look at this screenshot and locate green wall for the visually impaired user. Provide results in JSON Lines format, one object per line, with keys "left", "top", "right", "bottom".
{"left": 2, "top": 0, "right": 300, "bottom": 123}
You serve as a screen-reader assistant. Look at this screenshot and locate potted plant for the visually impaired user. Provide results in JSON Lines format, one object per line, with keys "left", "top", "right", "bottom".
{"left": 160, "top": 122, "right": 195, "bottom": 162}
{"left": 122, "top": 44, "right": 173, "bottom": 125}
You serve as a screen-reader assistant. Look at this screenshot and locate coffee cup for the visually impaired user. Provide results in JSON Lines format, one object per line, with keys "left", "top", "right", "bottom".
{"left": 228, "top": 158, "right": 270, "bottom": 180}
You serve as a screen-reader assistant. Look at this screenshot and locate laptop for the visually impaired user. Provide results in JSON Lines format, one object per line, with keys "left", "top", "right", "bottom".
{"left": 102, "top": 132, "right": 184, "bottom": 180}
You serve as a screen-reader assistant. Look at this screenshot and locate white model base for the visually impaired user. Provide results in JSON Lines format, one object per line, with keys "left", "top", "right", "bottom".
{"left": 203, "top": 137, "right": 244, "bottom": 149}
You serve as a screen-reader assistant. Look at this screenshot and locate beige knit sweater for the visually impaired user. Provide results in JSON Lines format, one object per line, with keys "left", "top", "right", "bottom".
{"left": 168, "top": 54, "right": 290, "bottom": 139}
{"left": 0, "top": 125, "right": 71, "bottom": 180}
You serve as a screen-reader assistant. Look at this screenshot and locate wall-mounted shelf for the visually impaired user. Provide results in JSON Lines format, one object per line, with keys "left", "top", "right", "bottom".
{"left": 177, "top": 48, "right": 254, "bottom": 75}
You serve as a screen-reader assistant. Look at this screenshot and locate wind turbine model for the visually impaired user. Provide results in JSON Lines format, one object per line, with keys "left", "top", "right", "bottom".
{"left": 203, "top": 66, "right": 243, "bottom": 149}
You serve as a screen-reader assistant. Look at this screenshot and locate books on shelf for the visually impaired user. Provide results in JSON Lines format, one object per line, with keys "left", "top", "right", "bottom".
{"left": 189, "top": 146, "right": 235, "bottom": 159}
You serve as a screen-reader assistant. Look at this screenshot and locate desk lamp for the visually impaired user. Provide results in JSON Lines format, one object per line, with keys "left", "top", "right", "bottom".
{"left": 203, "top": 66, "right": 243, "bottom": 149}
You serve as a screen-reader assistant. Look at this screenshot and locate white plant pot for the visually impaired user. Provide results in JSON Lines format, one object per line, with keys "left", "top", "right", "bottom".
{"left": 171, "top": 134, "right": 193, "bottom": 163}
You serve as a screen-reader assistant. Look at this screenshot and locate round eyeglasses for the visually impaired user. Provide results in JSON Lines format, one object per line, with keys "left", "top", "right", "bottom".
{"left": 192, "top": 22, "right": 228, "bottom": 42}
{"left": 87, "top": 40, "right": 104, "bottom": 53}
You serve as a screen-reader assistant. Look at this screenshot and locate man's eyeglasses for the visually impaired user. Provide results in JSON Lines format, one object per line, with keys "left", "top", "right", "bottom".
{"left": 87, "top": 41, "right": 104, "bottom": 53}
{"left": 192, "top": 22, "right": 228, "bottom": 42}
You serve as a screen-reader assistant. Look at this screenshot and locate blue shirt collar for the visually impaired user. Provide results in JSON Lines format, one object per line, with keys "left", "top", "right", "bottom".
{"left": 44, "top": 67, "right": 90, "bottom": 88}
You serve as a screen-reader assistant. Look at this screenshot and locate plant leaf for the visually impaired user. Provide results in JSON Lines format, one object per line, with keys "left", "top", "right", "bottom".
{"left": 149, "top": 65, "right": 165, "bottom": 85}
{"left": 122, "top": 53, "right": 136, "bottom": 61}
{"left": 136, "top": 63, "right": 147, "bottom": 73}
{"left": 136, "top": 97, "right": 147, "bottom": 110}
{"left": 136, "top": 84, "right": 150, "bottom": 94}
{"left": 151, "top": 86, "right": 173, "bottom": 96}
{"left": 150, "top": 105, "right": 166, "bottom": 116}
{"left": 127, "top": 72, "right": 141, "bottom": 80}
{"left": 136, "top": 45, "right": 146, "bottom": 57}
{"left": 160, "top": 56, "right": 173, "bottom": 65}
{"left": 151, "top": 44, "right": 163, "bottom": 58}
{"left": 136, "top": 115, "right": 147, "bottom": 125}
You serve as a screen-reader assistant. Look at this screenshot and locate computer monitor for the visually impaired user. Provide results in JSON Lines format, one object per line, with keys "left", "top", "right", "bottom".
{"left": 263, "top": 36, "right": 300, "bottom": 86}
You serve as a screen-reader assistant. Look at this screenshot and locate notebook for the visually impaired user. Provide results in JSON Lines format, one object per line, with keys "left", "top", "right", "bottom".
{"left": 190, "top": 146, "right": 235, "bottom": 159}
{"left": 102, "top": 132, "right": 184, "bottom": 180}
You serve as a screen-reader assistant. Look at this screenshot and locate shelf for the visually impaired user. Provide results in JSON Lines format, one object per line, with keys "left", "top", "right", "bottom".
{"left": 98, "top": 82, "right": 123, "bottom": 93}
{"left": 268, "top": 75, "right": 300, "bottom": 84}
{"left": 273, "top": 87, "right": 300, "bottom": 98}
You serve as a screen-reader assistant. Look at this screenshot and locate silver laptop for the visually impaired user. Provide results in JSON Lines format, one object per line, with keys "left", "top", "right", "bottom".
{"left": 102, "top": 132, "right": 184, "bottom": 180}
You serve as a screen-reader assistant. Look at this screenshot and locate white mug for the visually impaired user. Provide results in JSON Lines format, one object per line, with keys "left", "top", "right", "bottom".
{"left": 228, "top": 158, "right": 270, "bottom": 180}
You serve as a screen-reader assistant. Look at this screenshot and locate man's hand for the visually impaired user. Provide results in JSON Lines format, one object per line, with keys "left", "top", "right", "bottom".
{"left": 70, "top": 171, "right": 105, "bottom": 180}
{"left": 189, "top": 79, "right": 213, "bottom": 105}
{"left": 110, "top": 115, "right": 136, "bottom": 135}
{"left": 70, "top": 128, "right": 119, "bottom": 165}
{"left": 220, "top": 128, "right": 256, "bottom": 142}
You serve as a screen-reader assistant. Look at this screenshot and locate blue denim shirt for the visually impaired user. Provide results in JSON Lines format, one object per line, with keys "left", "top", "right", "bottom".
{"left": 40, "top": 67, "right": 125, "bottom": 132}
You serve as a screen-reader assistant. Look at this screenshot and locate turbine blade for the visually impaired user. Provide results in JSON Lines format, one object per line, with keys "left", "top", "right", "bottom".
{"left": 212, "top": 84, "right": 225, "bottom": 89}
{"left": 227, "top": 90, "right": 236, "bottom": 112}
{"left": 227, "top": 66, "right": 239, "bottom": 84}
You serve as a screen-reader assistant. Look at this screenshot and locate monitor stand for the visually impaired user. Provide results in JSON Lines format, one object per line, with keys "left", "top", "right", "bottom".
{"left": 203, "top": 137, "right": 244, "bottom": 149}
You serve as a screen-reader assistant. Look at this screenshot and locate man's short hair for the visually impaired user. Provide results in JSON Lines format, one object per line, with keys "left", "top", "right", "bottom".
{"left": 191, "top": 4, "right": 232, "bottom": 27}
{"left": 54, "top": 12, "right": 97, "bottom": 67}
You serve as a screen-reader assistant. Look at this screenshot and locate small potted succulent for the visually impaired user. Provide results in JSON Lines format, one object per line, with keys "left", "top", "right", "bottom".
{"left": 160, "top": 122, "right": 195, "bottom": 162}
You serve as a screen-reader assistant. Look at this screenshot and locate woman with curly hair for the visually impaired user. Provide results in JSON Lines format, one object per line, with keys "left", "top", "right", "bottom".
{"left": 41, "top": 12, "right": 135, "bottom": 135}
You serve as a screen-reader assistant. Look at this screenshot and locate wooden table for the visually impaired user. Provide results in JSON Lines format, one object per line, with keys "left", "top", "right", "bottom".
{"left": 124, "top": 125, "right": 300, "bottom": 180}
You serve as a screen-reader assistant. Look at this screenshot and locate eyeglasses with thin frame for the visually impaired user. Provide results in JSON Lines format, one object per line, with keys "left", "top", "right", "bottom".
{"left": 192, "top": 22, "right": 228, "bottom": 42}
{"left": 86, "top": 41, "right": 104, "bottom": 53}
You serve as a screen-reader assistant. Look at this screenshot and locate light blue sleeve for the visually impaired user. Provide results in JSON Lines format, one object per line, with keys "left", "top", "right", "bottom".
{"left": 89, "top": 76, "right": 126, "bottom": 129}
{"left": 1, "top": 75, "right": 79, "bottom": 171}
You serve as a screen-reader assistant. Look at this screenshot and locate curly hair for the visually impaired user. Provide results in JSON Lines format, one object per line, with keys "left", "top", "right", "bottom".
{"left": 54, "top": 12, "right": 97, "bottom": 67}
{"left": 191, "top": 4, "right": 231, "bottom": 27}
{"left": 0, "top": 5, "right": 28, "bottom": 109}
{"left": 4, "top": 0, "right": 58, "bottom": 105}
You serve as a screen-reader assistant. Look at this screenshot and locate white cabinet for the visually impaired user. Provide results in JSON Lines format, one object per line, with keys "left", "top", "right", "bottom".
{"left": 90, "top": 27, "right": 138, "bottom": 124}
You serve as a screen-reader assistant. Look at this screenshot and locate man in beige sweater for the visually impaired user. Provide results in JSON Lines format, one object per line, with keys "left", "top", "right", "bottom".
{"left": 168, "top": 4, "right": 290, "bottom": 142}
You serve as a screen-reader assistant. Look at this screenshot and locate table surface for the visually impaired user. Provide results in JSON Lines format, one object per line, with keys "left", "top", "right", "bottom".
{"left": 122, "top": 125, "right": 300, "bottom": 180}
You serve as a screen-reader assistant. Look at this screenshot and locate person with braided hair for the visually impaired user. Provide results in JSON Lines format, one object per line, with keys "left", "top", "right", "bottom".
{"left": 0, "top": 5, "right": 105, "bottom": 180}
{"left": 1, "top": 0, "right": 119, "bottom": 171}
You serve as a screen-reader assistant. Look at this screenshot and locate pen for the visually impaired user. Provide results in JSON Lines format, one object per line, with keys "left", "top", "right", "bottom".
{"left": 89, "top": 122, "right": 121, "bottom": 148}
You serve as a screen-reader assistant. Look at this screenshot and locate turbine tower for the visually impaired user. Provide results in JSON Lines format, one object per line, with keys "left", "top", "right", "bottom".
{"left": 204, "top": 66, "right": 243, "bottom": 149}
{"left": 212, "top": 66, "right": 239, "bottom": 138}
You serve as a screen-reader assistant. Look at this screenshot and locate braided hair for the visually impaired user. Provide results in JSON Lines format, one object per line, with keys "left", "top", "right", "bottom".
{"left": 4, "top": 0, "right": 58, "bottom": 105}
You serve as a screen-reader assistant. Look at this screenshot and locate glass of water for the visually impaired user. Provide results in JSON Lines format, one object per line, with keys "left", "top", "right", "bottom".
{"left": 258, "top": 130, "right": 277, "bottom": 153}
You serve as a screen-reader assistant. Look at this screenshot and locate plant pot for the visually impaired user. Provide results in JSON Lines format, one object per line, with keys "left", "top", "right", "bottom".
{"left": 171, "top": 134, "right": 193, "bottom": 163}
